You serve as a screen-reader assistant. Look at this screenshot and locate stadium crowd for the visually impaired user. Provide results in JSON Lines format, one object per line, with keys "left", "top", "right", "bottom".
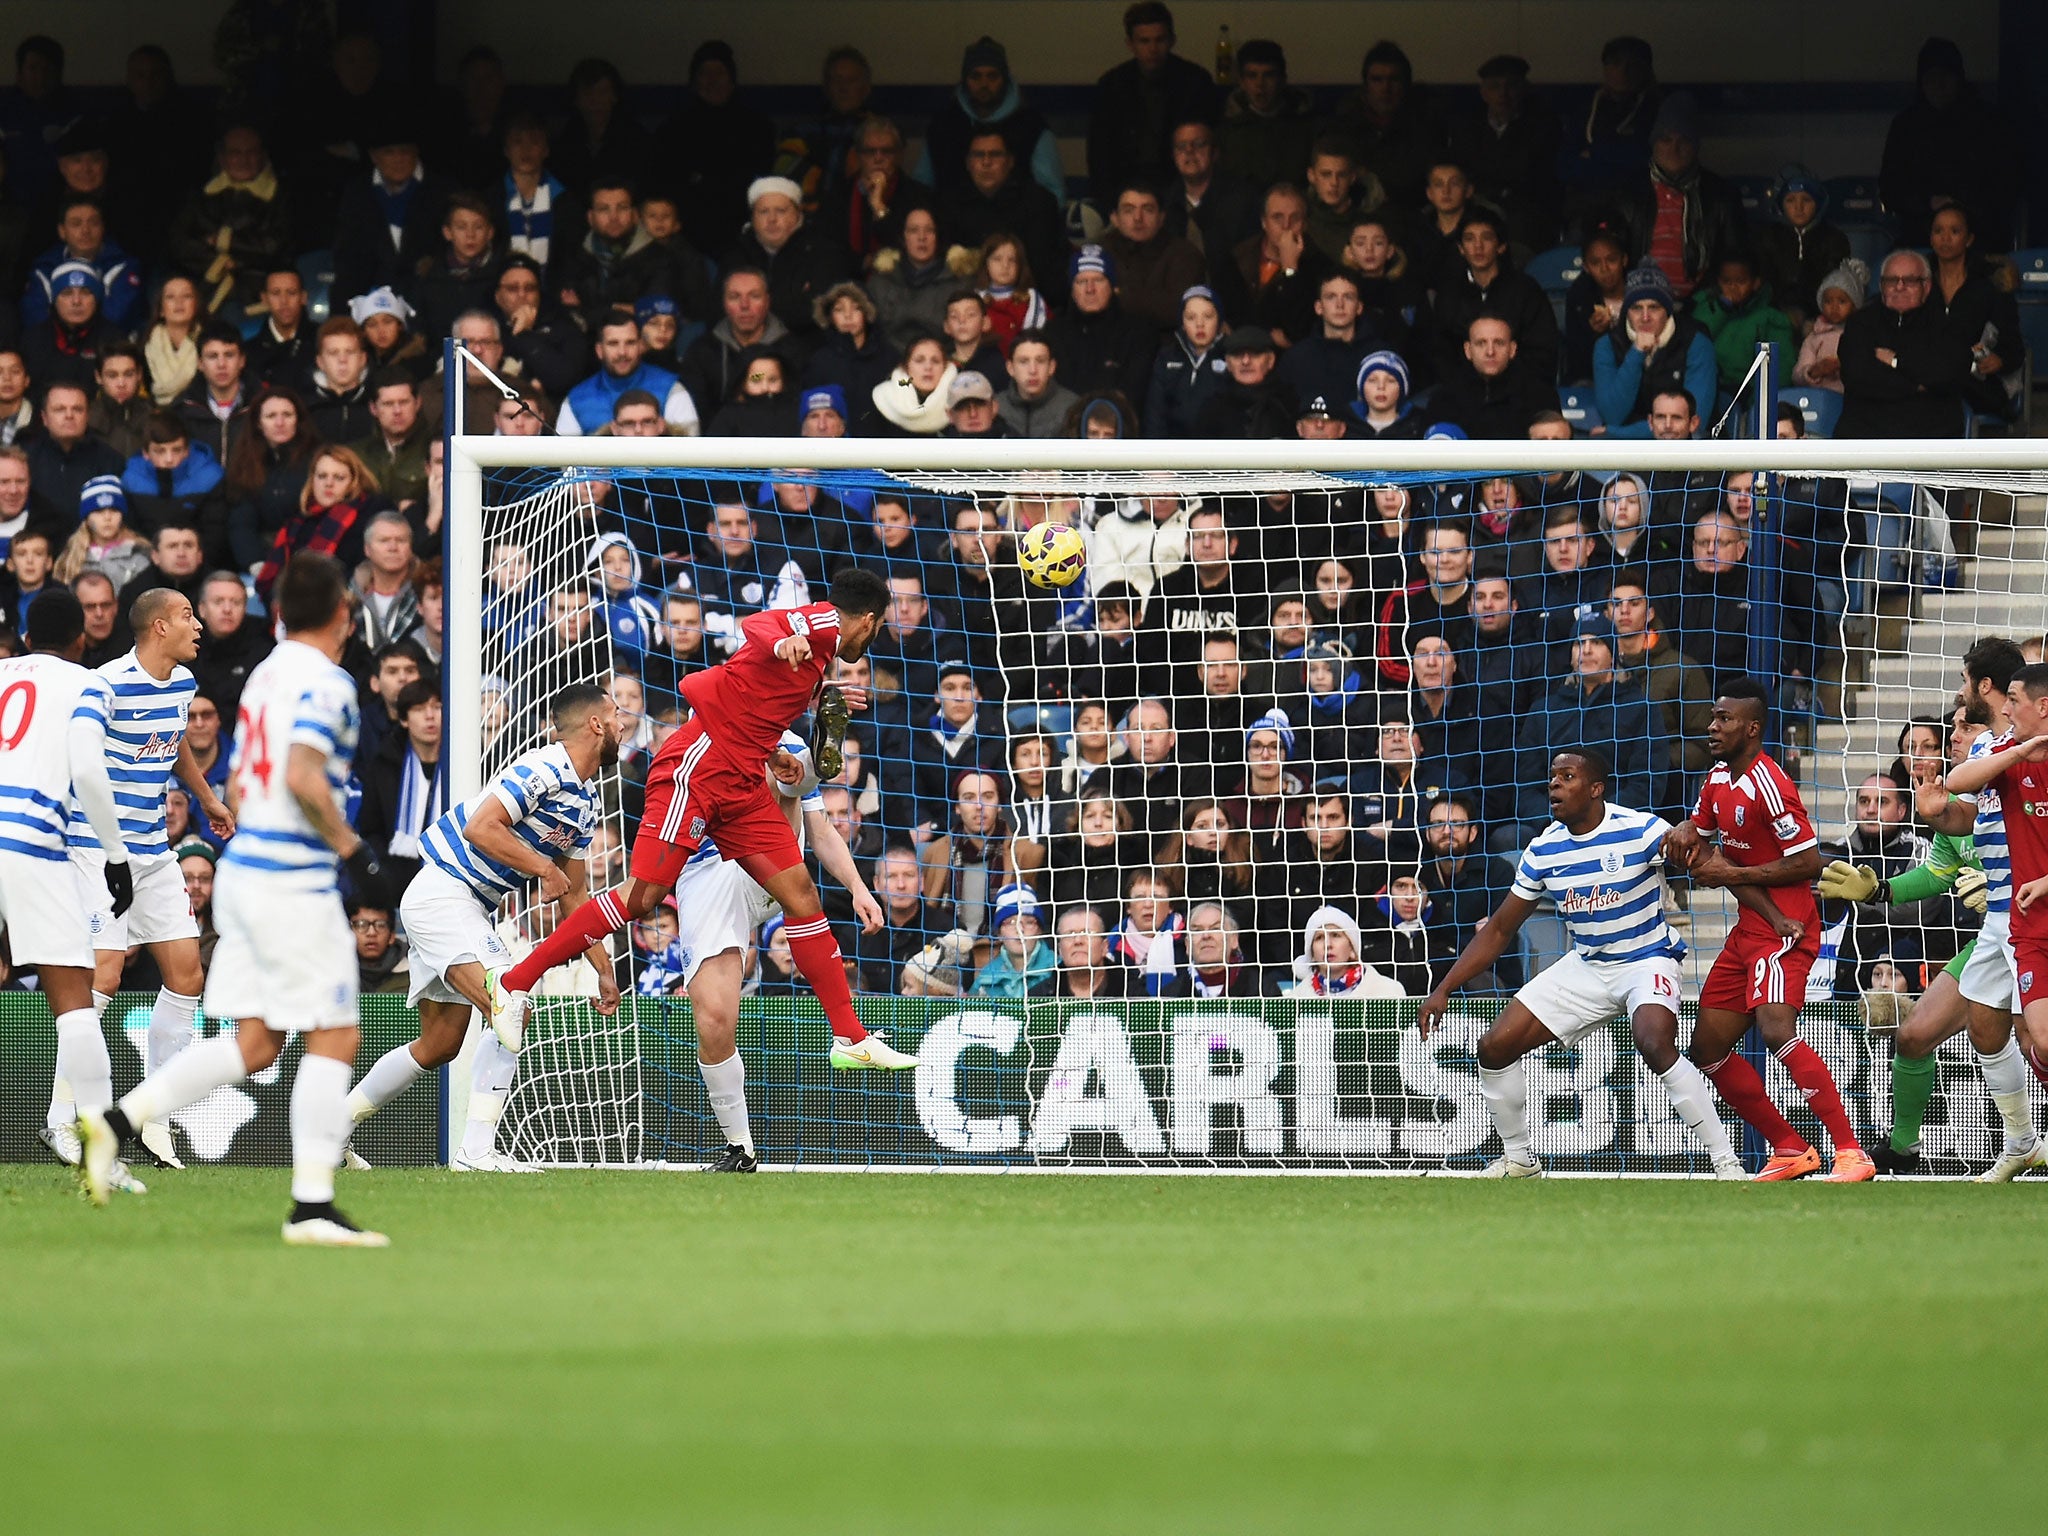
{"left": 0, "top": 9, "right": 2023, "bottom": 1004}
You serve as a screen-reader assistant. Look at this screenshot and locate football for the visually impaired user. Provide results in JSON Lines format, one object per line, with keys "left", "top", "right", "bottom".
{"left": 1017, "top": 520, "right": 1087, "bottom": 589}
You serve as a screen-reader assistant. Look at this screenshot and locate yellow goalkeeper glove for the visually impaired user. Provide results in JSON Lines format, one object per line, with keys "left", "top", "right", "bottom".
{"left": 1954, "top": 866, "right": 1990, "bottom": 915}
{"left": 1817, "top": 860, "right": 1881, "bottom": 903}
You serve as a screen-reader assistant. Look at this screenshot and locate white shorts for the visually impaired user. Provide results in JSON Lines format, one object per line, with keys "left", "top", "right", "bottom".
{"left": 1516, "top": 950, "right": 1683, "bottom": 1045}
{"left": 672, "top": 856, "right": 772, "bottom": 990}
{"left": 72, "top": 848, "right": 200, "bottom": 950}
{"left": 0, "top": 849, "right": 91, "bottom": 968}
{"left": 1958, "top": 910, "right": 2020, "bottom": 1011}
{"left": 399, "top": 863, "right": 511, "bottom": 1008}
{"left": 203, "top": 863, "right": 356, "bottom": 1029}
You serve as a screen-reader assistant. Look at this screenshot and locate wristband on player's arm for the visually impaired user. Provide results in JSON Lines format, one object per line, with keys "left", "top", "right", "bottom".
{"left": 344, "top": 843, "right": 397, "bottom": 908}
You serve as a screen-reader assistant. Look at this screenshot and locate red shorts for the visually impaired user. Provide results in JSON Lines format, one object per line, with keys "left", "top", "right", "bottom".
{"left": 1699, "top": 929, "right": 1820, "bottom": 1014}
{"left": 630, "top": 720, "right": 801, "bottom": 888}
{"left": 2015, "top": 937, "right": 2048, "bottom": 1010}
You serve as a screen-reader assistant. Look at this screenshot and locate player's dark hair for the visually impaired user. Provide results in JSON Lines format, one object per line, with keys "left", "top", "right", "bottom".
{"left": 127, "top": 585, "right": 183, "bottom": 637}
{"left": 828, "top": 566, "right": 891, "bottom": 618}
{"left": 25, "top": 586, "right": 84, "bottom": 652}
{"left": 275, "top": 553, "right": 347, "bottom": 634}
{"left": 1964, "top": 636, "right": 2026, "bottom": 694}
{"left": 2010, "top": 662, "right": 2048, "bottom": 699}
{"left": 1557, "top": 745, "right": 1610, "bottom": 789}
{"left": 1718, "top": 677, "right": 1771, "bottom": 722}
{"left": 551, "top": 681, "right": 608, "bottom": 732}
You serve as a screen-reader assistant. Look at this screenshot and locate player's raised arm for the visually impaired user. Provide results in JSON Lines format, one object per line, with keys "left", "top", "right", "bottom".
{"left": 1946, "top": 733, "right": 2048, "bottom": 795}
{"left": 1417, "top": 893, "right": 1535, "bottom": 1036}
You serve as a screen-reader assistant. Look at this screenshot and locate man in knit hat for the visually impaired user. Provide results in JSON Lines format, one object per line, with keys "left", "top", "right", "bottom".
{"left": 722, "top": 174, "right": 853, "bottom": 343}
{"left": 1043, "top": 246, "right": 1158, "bottom": 406}
{"left": 1609, "top": 91, "right": 1745, "bottom": 304}
{"left": 917, "top": 36, "right": 1064, "bottom": 201}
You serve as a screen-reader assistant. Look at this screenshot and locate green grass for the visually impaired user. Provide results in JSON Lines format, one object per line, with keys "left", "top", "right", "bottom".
{"left": 3, "top": 1167, "right": 2042, "bottom": 1534}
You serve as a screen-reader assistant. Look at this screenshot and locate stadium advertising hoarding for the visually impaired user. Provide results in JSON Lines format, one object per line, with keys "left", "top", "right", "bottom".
{"left": 0, "top": 995, "right": 2010, "bottom": 1173}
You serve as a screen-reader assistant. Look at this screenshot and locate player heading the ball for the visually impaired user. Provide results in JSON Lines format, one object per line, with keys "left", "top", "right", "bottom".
{"left": 1420, "top": 748, "right": 1746, "bottom": 1179}
{"left": 489, "top": 567, "right": 917, "bottom": 1070}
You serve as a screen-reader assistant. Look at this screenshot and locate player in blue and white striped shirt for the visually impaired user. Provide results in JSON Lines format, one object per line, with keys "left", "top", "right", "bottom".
{"left": 48, "top": 587, "right": 235, "bottom": 1172}
{"left": 343, "top": 682, "right": 621, "bottom": 1171}
{"left": 1419, "top": 748, "right": 1744, "bottom": 1180}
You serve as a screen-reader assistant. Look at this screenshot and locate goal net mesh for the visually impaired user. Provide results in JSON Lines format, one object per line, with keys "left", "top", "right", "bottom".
{"left": 457, "top": 450, "right": 2045, "bottom": 1173}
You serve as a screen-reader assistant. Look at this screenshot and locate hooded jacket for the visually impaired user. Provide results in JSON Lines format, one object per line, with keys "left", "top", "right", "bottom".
{"left": 1754, "top": 173, "right": 1850, "bottom": 325}
{"left": 919, "top": 76, "right": 1065, "bottom": 202}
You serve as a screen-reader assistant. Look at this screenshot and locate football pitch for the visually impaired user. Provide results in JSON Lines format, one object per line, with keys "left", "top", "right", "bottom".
{"left": 4, "top": 1168, "right": 2042, "bottom": 1534}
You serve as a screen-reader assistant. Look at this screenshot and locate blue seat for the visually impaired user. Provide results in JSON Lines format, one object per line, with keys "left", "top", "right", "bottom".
{"left": 1525, "top": 243, "right": 1582, "bottom": 296}
{"left": 1729, "top": 174, "right": 1775, "bottom": 220}
{"left": 1824, "top": 177, "right": 1886, "bottom": 222}
{"left": 1778, "top": 386, "right": 1842, "bottom": 439}
{"left": 297, "top": 248, "right": 336, "bottom": 325}
{"left": 2010, "top": 247, "right": 2048, "bottom": 298}
{"left": 1556, "top": 385, "right": 1601, "bottom": 436}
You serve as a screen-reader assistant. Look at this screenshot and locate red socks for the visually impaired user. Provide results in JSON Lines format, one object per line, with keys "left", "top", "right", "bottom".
{"left": 1702, "top": 1052, "right": 1807, "bottom": 1155}
{"left": 2026, "top": 1041, "right": 2048, "bottom": 1091}
{"left": 783, "top": 914, "right": 866, "bottom": 1042}
{"left": 505, "top": 889, "right": 629, "bottom": 994}
{"left": 1775, "top": 1039, "right": 1861, "bottom": 1152}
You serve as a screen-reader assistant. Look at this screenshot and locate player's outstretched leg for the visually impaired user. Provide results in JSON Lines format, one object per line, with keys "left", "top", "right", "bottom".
{"left": 1469, "top": 1007, "right": 1550, "bottom": 1178}
{"left": 1752, "top": 1001, "right": 1872, "bottom": 1183}
{"left": 751, "top": 862, "right": 911, "bottom": 1068}
{"left": 136, "top": 986, "right": 202, "bottom": 1170}
{"left": 491, "top": 885, "right": 645, "bottom": 1046}
{"left": 1628, "top": 1007, "right": 1746, "bottom": 1180}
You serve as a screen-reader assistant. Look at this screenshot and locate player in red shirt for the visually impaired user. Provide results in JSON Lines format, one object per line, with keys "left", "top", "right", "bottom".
{"left": 493, "top": 569, "right": 917, "bottom": 1069}
{"left": 1951, "top": 663, "right": 2048, "bottom": 1054}
{"left": 1664, "top": 679, "right": 1875, "bottom": 1182}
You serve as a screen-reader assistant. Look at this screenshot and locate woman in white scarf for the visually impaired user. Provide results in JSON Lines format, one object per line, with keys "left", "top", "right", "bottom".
{"left": 862, "top": 335, "right": 956, "bottom": 436}
{"left": 144, "top": 275, "right": 202, "bottom": 405}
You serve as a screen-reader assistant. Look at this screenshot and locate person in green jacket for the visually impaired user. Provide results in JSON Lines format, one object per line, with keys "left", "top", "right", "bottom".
{"left": 1690, "top": 249, "right": 1795, "bottom": 405}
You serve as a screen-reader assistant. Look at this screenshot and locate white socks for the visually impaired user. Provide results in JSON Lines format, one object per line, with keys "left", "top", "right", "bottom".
{"left": 290, "top": 1054, "right": 353, "bottom": 1204}
{"left": 349, "top": 1041, "right": 428, "bottom": 1123}
{"left": 120, "top": 1031, "right": 246, "bottom": 1126}
{"left": 700, "top": 1052, "right": 753, "bottom": 1154}
{"left": 1479, "top": 1064, "right": 1532, "bottom": 1162}
{"left": 460, "top": 1034, "right": 520, "bottom": 1163}
{"left": 45, "top": 991, "right": 113, "bottom": 1127}
{"left": 147, "top": 989, "right": 201, "bottom": 1074}
{"left": 55, "top": 1009, "right": 114, "bottom": 1115}
{"left": 1977, "top": 1038, "right": 2036, "bottom": 1151}
{"left": 1659, "top": 1056, "right": 1738, "bottom": 1164}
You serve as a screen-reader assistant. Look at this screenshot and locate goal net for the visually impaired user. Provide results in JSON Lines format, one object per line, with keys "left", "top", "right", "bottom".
{"left": 446, "top": 428, "right": 2048, "bottom": 1174}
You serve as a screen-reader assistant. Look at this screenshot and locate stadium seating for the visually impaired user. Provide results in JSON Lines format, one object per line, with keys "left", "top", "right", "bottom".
{"left": 1556, "top": 384, "right": 1601, "bottom": 435}
{"left": 1526, "top": 243, "right": 1582, "bottom": 332}
{"left": 1778, "top": 386, "right": 1843, "bottom": 438}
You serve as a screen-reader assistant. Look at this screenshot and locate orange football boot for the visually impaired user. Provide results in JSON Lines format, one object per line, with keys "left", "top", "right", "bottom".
{"left": 1754, "top": 1145, "right": 1823, "bottom": 1181}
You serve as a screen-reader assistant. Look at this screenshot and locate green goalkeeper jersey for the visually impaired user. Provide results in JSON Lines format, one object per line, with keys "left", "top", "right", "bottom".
{"left": 1885, "top": 827, "right": 1977, "bottom": 905}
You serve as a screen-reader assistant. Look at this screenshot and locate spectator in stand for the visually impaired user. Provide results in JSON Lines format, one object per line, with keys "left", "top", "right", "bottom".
{"left": 1561, "top": 36, "right": 1662, "bottom": 223}
{"left": 1048, "top": 907, "right": 1139, "bottom": 999}
{"left": 1277, "top": 269, "right": 1378, "bottom": 412}
{"left": 119, "top": 412, "right": 226, "bottom": 552}
{"left": 88, "top": 343, "right": 150, "bottom": 459}
{"left": 825, "top": 114, "right": 933, "bottom": 267}
{"left": 245, "top": 266, "right": 312, "bottom": 389}
{"left": 1220, "top": 183, "right": 1330, "bottom": 348}
{"left": 997, "top": 328, "right": 1083, "bottom": 439}
{"left": 1754, "top": 166, "right": 1849, "bottom": 334}
{"left": 172, "top": 322, "right": 252, "bottom": 470}
{"left": 971, "top": 235, "right": 1048, "bottom": 359}
{"left": 253, "top": 444, "right": 384, "bottom": 605}
{"left": 351, "top": 509, "right": 421, "bottom": 651}
{"left": 331, "top": 112, "right": 450, "bottom": 306}
{"left": 1591, "top": 264, "right": 1716, "bottom": 438}
{"left": 25, "top": 382, "right": 122, "bottom": 521}
{"left": 1792, "top": 261, "right": 1866, "bottom": 394}
{"left": 1879, "top": 38, "right": 2019, "bottom": 251}
{"left": 1513, "top": 615, "right": 1657, "bottom": 827}
{"left": 1359, "top": 874, "right": 1453, "bottom": 997}
{"left": 724, "top": 174, "right": 853, "bottom": 347}
{"left": 0, "top": 525, "right": 55, "bottom": 633}
{"left": 224, "top": 383, "right": 317, "bottom": 572}
{"left": 1428, "top": 315, "right": 1551, "bottom": 440}
{"left": 1162, "top": 119, "right": 1261, "bottom": 279}
{"left": 1215, "top": 40, "right": 1319, "bottom": 199}
{"left": 1690, "top": 250, "right": 1794, "bottom": 407}
{"left": 864, "top": 210, "right": 967, "bottom": 356}
{"left": 1562, "top": 225, "right": 1630, "bottom": 385}
{"left": 969, "top": 882, "right": 1054, "bottom": 999}
{"left": 1196, "top": 328, "right": 1296, "bottom": 439}
{"left": 1673, "top": 509, "right": 1752, "bottom": 683}
{"left": 167, "top": 123, "right": 291, "bottom": 320}
{"left": 1607, "top": 578, "right": 1712, "bottom": 809}
{"left": 193, "top": 568, "right": 272, "bottom": 722}
{"left": 356, "top": 677, "right": 444, "bottom": 890}
{"left": 1339, "top": 213, "right": 1426, "bottom": 364}
{"left": 114, "top": 516, "right": 208, "bottom": 620}
{"left": 349, "top": 287, "right": 428, "bottom": 382}
{"left": 1279, "top": 904, "right": 1406, "bottom": 999}
{"left": 1303, "top": 138, "right": 1387, "bottom": 270}
{"left": 1086, "top": 3, "right": 1218, "bottom": 199}
{"left": 1419, "top": 794, "right": 1516, "bottom": 988}
{"left": 1427, "top": 209, "right": 1558, "bottom": 385}
{"left": 23, "top": 193, "right": 143, "bottom": 331}
{"left": 349, "top": 369, "right": 427, "bottom": 516}
{"left": 1452, "top": 54, "right": 1562, "bottom": 252}
{"left": 72, "top": 569, "right": 120, "bottom": 667}
{"left": 408, "top": 192, "right": 500, "bottom": 344}
{"left": 54, "top": 476, "right": 152, "bottom": 592}
{"left": 0, "top": 445, "right": 30, "bottom": 561}
{"left": 1927, "top": 202, "right": 2025, "bottom": 424}
{"left": 801, "top": 281, "right": 892, "bottom": 406}
{"left": 1837, "top": 250, "right": 1973, "bottom": 439}
{"left": 936, "top": 132, "right": 1068, "bottom": 310}
{"left": 305, "top": 317, "right": 374, "bottom": 443}
{"left": 658, "top": 44, "right": 773, "bottom": 254}
{"left": 854, "top": 844, "right": 958, "bottom": 994}
{"left": 1350, "top": 348, "right": 1422, "bottom": 441}
{"left": 142, "top": 275, "right": 202, "bottom": 407}
{"left": 860, "top": 334, "right": 956, "bottom": 438}
{"left": 560, "top": 306, "right": 698, "bottom": 437}
{"left": 495, "top": 112, "right": 580, "bottom": 290}
{"left": 1405, "top": 157, "right": 1481, "bottom": 294}
{"left": 1098, "top": 181, "right": 1207, "bottom": 339}
{"left": 680, "top": 268, "right": 789, "bottom": 424}
{"left": 938, "top": 290, "right": 1007, "bottom": 389}
{"left": 918, "top": 36, "right": 1064, "bottom": 203}
{"left": 1043, "top": 246, "right": 1157, "bottom": 407}
{"left": 0, "top": 351, "right": 31, "bottom": 446}
{"left": 1329, "top": 40, "right": 1446, "bottom": 209}
{"left": 22, "top": 262, "right": 123, "bottom": 393}
{"left": 1264, "top": 790, "right": 1376, "bottom": 959}
{"left": 706, "top": 346, "right": 798, "bottom": 437}
{"left": 1143, "top": 287, "right": 1226, "bottom": 439}
{"left": 1610, "top": 93, "right": 1744, "bottom": 306}
{"left": 491, "top": 255, "right": 588, "bottom": 405}
{"left": 939, "top": 371, "right": 1010, "bottom": 440}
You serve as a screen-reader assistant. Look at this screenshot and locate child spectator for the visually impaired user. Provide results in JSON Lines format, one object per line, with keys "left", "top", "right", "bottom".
{"left": 88, "top": 343, "right": 151, "bottom": 459}
{"left": 1, "top": 528, "right": 55, "bottom": 634}
{"left": 974, "top": 234, "right": 1047, "bottom": 356}
{"left": 1562, "top": 226, "right": 1629, "bottom": 384}
{"left": 1792, "top": 261, "right": 1866, "bottom": 392}
{"left": 409, "top": 191, "right": 501, "bottom": 344}
{"left": 1144, "top": 286, "right": 1228, "bottom": 439}
{"left": 1350, "top": 349, "right": 1421, "bottom": 440}
{"left": 143, "top": 274, "right": 203, "bottom": 405}
{"left": 587, "top": 532, "right": 661, "bottom": 664}
{"left": 1281, "top": 904, "right": 1404, "bottom": 997}
{"left": 306, "top": 318, "right": 375, "bottom": 443}
{"left": 969, "top": 883, "right": 1055, "bottom": 998}
{"left": 55, "top": 477, "right": 154, "bottom": 591}
{"left": 802, "top": 281, "right": 892, "bottom": 407}
{"left": 350, "top": 287, "right": 429, "bottom": 381}
{"left": 121, "top": 411, "right": 227, "bottom": 549}
{"left": 1360, "top": 874, "right": 1448, "bottom": 996}
{"left": 636, "top": 295, "right": 682, "bottom": 373}
{"left": 1339, "top": 213, "right": 1424, "bottom": 366}
{"left": 940, "top": 289, "right": 1009, "bottom": 390}
{"left": 1755, "top": 165, "right": 1849, "bottom": 333}
{"left": 1690, "top": 250, "right": 1794, "bottom": 405}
